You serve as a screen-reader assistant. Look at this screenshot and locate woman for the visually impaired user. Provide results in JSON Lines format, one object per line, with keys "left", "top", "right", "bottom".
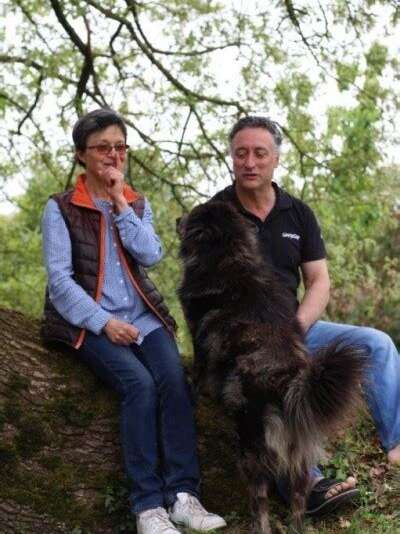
{"left": 42, "top": 108, "right": 226, "bottom": 534}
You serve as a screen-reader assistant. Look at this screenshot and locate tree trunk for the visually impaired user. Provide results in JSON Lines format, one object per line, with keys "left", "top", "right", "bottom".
{"left": 0, "top": 307, "right": 130, "bottom": 533}
{"left": 0, "top": 308, "right": 247, "bottom": 533}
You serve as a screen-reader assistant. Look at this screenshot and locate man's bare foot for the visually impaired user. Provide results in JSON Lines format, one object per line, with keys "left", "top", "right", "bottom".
{"left": 306, "top": 476, "right": 359, "bottom": 517}
{"left": 388, "top": 444, "right": 400, "bottom": 465}
{"left": 312, "top": 476, "right": 357, "bottom": 498}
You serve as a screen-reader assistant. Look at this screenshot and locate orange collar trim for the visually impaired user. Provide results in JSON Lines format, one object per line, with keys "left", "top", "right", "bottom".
{"left": 71, "top": 173, "right": 141, "bottom": 208}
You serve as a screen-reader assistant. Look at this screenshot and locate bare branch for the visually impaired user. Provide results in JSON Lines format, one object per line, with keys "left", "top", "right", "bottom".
{"left": 191, "top": 106, "right": 231, "bottom": 176}
{"left": 279, "top": 123, "right": 331, "bottom": 171}
{"left": 177, "top": 108, "right": 192, "bottom": 161}
{"left": 49, "top": 0, "right": 108, "bottom": 114}
{"left": 0, "top": 92, "right": 60, "bottom": 180}
{"left": 49, "top": 0, "right": 89, "bottom": 56}
{"left": 317, "top": 1, "right": 330, "bottom": 39}
{"left": 109, "top": 23, "right": 126, "bottom": 79}
{"left": 14, "top": 0, "right": 55, "bottom": 53}
{"left": 128, "top": 151, "right": 207, "bottom": 207}
{"left": 17, "top": 73, "right": 44, "bottom": 135}
{"left": 130, "top": 1, "right": 240, "bottom": 57}
{"left": 283, "top": 0, "right": 321, "bottom": 64}
{"left": 0, "top": 54, "right": 43, "bottom": 72}
{"left": 281, "top": 1, "right": 387, "bottom": 112}
{"left": 64, "top": 161, "right": 77, "bottom": 191}
{"left": 85, "top": 0, "right": 245, "bottom": 111}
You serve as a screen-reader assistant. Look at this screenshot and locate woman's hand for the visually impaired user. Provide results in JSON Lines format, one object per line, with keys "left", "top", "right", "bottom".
{"left": 99, "top": 163, "right": 128, "bottom": 213}
{"left": 104, "top": 318, "right": 140, "bottom": 345}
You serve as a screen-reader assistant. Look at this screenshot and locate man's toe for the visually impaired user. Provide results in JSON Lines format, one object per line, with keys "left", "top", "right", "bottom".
{"left": 325, "top": 476, "right": 357, "bottom": 498}
{"left": 306, "top": 478, "right": 360, "bottom": 517}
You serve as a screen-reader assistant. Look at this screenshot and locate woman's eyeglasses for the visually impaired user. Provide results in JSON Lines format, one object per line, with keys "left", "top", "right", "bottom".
{"left": 85, "top": 143, "right": 130, "bottom": 155}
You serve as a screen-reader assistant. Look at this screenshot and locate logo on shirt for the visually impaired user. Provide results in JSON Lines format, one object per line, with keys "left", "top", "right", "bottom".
{"left": 282, "top": 232, "right": 300, "bottom": 240}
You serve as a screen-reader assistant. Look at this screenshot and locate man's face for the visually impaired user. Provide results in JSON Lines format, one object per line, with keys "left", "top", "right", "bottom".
{"left": 231, "top": 127, "right": 279, "bottom": 192}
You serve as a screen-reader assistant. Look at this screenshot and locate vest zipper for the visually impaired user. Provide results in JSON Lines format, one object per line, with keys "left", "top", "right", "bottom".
{"left": 115, "top": 238, "right": 174, "bottom": 335}
{"left": 74, "top": 209, "right": 107, "bottom": 349}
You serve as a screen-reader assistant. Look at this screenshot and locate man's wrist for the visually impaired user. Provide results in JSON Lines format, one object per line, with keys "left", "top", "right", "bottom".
{"left": 296, "top": 312, "right": 309, "bottom": 333}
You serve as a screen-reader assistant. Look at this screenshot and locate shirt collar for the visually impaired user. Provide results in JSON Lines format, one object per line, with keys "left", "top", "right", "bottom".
{"left": 71, "top": 173, "right": 140, "bottom": 209}
{"left": 272, "top": 182, "right": 293, "bottom": 211}
{"left": 228, "top": 181, "right": 292, "bottom": 218}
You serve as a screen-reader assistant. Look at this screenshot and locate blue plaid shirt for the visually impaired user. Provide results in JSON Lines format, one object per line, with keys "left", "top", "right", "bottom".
{"left": 42, "top": 197, "right": 163, "bottom": 342}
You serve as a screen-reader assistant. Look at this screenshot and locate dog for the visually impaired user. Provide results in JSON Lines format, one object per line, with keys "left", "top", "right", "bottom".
{"left": 177, "top": 200, "right": 365, "bottom": 533}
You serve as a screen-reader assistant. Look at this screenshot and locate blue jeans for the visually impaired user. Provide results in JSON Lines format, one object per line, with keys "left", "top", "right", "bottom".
{"left": 278, "top": 320, "right": 400, "bottom": 499}
{"left": 78, "top": 327, "right": 200, "bottom": 514}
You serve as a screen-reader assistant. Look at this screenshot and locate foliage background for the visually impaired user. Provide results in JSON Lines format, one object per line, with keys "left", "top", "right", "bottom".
{"left": 0, "top": 1, "right": 399, "bottom": 531}
{"left": 1, "top": 0, "right": 399, "bottom": 349}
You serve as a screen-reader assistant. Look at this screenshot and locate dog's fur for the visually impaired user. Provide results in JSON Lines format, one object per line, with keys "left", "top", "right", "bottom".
{"left": 178, "top": 201, "right": 365, "bottom": 533}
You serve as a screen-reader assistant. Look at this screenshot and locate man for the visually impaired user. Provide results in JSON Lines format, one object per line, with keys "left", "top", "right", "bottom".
{"left": 212, "top": 115, "right": 400, "bottom": 515}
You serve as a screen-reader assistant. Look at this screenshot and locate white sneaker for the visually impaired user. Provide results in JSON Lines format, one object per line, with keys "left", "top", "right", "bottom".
{"left": 169, "top": 492, "right": 227, "bottom": 531}
{"left": 136, "top": 507, "right": 181, "bottom": 534}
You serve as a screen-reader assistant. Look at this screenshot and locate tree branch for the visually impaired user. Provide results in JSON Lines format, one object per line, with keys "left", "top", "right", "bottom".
{"left": 84, "top": 0, "right": 245, "bottom": 111}
{"left": 130, "top": 1, "right": 240, "bottom": 57}
{"left": 191, "top": 106, "right": 231, "bottom": 176}
{"left": 17, "top": 73, "right": 44, "bottom": 135}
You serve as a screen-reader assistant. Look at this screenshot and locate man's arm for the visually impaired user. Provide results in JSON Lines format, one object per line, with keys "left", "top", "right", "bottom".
{"left": 297, "top": 259, "right": 330, "bottom": 333}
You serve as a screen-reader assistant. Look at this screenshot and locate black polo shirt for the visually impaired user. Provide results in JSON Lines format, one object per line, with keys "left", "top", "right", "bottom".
{"left": 212, "top": 182, "right": 326, "bottom": 306}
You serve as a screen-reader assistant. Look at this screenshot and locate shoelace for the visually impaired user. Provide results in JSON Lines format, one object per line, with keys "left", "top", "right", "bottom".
{"left": 183, "top": 494, "right": 209, "bottom": 516}
{"left": 139, "top": 507, "right": 177, "bottom": 532}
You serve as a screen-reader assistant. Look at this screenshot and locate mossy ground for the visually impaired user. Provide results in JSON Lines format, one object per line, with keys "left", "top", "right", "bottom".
{"left": 97, "top": 399, "right": 400, "bottom": 534}
{"left": 0, "top": 349, "right": 119, "bottom": 531}
{"left": 1, "top": 348, "right": 399, "bottom": 533}
{"left": 194, "top": 400, "right": 400, "bottom": 534}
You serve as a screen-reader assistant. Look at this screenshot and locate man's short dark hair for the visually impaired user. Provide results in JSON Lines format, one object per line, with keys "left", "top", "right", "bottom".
{"left": 72, "top": 108, "right": 127, "bottom": 152}
{"left": 229, "top": 116, "right": 282, "bottom": 152}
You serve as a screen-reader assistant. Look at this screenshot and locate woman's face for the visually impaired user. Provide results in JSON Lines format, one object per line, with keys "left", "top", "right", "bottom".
{"left": 77, "top": 125, "right": 127, "bottom": 179}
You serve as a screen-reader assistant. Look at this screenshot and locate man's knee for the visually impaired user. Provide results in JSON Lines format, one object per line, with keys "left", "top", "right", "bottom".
{"left": 355, "top": 326, "right": 395, "bottom": 358}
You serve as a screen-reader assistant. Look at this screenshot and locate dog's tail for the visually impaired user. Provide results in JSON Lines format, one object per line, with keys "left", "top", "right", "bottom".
{"left": 284, "top": 340, "right": 366, "bottom": 440}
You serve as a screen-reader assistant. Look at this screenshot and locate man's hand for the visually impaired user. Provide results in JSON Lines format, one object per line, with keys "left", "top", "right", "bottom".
{"left": 104, "top": 318, "right": 140, "bottom": 345}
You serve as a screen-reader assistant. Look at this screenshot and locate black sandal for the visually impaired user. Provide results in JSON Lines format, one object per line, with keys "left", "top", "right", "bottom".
{"left": 305, "top": 478, "right": 360, "bottom": 517}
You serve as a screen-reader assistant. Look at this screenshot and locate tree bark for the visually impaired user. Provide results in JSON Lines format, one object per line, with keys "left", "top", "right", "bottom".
{"left": 4, "top": 307, "right": 397, "bottom": 534}
{"left": 0, "top": 308, "right": 247, "bottom": 533}
{"left": 0, "top": 307, "right": 126, "bottom": 533}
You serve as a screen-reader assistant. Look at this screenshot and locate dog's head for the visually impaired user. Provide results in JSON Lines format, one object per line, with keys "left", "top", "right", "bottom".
{"left": 177, "top": 201, "right": 257, "bottom": 263}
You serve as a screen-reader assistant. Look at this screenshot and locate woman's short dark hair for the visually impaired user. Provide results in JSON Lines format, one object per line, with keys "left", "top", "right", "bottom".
{"left": 228, "top": 116, "right": 282, "bottom": 152}
{"left": 72, "top": 108, "right": 127, "bottom": 152}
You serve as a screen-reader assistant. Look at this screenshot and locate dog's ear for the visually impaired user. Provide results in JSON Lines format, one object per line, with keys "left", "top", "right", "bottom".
{"left": 176, "top": 213, "right": 189, "bottom": 239}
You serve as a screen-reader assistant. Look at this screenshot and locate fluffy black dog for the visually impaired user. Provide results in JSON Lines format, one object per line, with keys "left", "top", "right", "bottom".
{"left": 178, "top": 201, "right": 364, "bottom": 533}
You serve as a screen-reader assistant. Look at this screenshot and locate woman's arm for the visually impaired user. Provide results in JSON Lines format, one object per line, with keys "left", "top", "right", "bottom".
{"left": 99, "top": 165, "right": 163, "bottom": 267}
{"left": 42, "top": 199, "right": 112, "bottom": 334}
{"left": 114, "top": 199, "right": 163, "bottom": 267}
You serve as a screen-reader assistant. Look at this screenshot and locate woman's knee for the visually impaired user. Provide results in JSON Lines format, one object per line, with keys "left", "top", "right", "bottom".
{"left": 155, "top": 363, "right": 193, "bottom": 403}
{"left": 120, "top": 368, "right": 156, "bottom": 403}
{"left": 160, "top": 364, "right": 188, "bottom": 391}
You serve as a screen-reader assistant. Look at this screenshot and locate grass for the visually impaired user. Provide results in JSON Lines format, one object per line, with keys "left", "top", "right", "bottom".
{"left": 2, "top": 333, "right": 398, "bottom": 533}
{"left": 187, "top": 400, "right": 400, "bottom": 534}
